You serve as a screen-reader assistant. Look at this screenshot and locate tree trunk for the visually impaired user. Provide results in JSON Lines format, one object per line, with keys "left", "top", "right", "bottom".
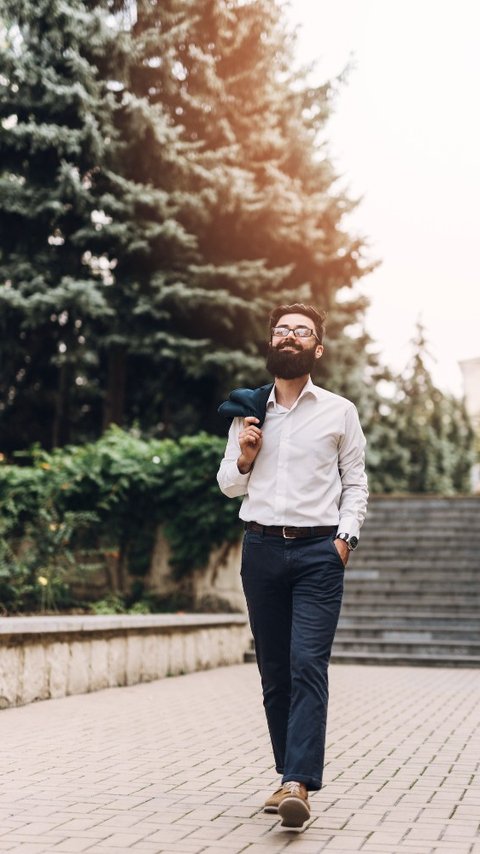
{"left": 52, "top": 361, "right": 70, "bottom": 448}
{"left": 103, "top": 344, "right": 127, "bottom": 430}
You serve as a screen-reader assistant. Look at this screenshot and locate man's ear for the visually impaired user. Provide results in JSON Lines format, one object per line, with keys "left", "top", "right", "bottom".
{"left": 315, "top": 345, "right": 324, "bottom": 360}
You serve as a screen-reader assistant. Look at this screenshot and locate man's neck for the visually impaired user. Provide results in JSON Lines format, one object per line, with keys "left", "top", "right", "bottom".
{"left": 274, "top": 375, "right": 310, "bottom": 409}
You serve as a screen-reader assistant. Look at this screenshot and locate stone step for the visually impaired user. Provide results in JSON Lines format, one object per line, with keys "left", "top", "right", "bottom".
{"left": 333, "top": 636, "right": 480, "bottom": 655}
{"left": 346, "top": 569, "right": 478, "bottom": 581}
{"left": 353, "top": 539, "right": 480, "bottom": 549}
{"left": 367, "top": 505, "right": 479, "bottom": 512}
{"left": 357, "top": 544, "right": 479, "bottom": 553}
{"left": 350, "top": 555, "right": 478, "bottom": 564}
{"left": 244, "top": 497, "right": 480, "bottom": 668}
{"left": 244, "top": 645, "right": 480, "bottom": 667}
{"left": 335, "top": 624, "right": 480, "bottom": 641}
{"left": 344, "top": 576, "right": 478, "bottom": 590}
{"left": 364, "top": 516, "right": 480, "bottom": 525}
{"left": 341, "top": 603, "right": 480, "bottom": 615}
{"left": 357, "top": 531, "right": 480, "bottom": 542}
{"left": 356, "top": 537, "right": 479, "bottom": 544}
{"left": 343, "top": 581, "right": 478, "bottom": 593}
{"left": 365, "top": 500, "right": 478, "bottom": 507}
{"left": 338, "top": 620, "right": 480, "bottom": 633}
{"left": 342, "top": 591, "right": 479, "bottom": 619}
{"left": 363, "top": 512, "right": 480, "bottom": 530}
{"left": 342, "top": 590, "right": 480, "bottom": 603}
{"left": 347, "top": 570, "right": 477, "bottom": 580}
{"left": 364, "top": 498, "right": 480, "bottom": 509}
{"left": 329, "top": 650, "right": 480, "bottom": 668}
{"left": 364, "top": 524, "right": 479, "bottom": 531}
{"left": 360, "top": 520, "right": 479, "bottom": 529}
{"left": 365, "top": 511, "right": 479, "bottom": 517}
{"left": 356, "top": 543, "right": 478, "bottom": 552}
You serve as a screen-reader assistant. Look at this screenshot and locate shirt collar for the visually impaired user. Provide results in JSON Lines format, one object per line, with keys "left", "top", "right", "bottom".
{"left": 267, "top": 376, "right": 321, "bottom": 409}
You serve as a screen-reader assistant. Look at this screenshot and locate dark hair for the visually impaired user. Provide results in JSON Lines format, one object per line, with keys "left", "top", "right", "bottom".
{"left": 269, "top": 304, "right": 327, "bottom": 344}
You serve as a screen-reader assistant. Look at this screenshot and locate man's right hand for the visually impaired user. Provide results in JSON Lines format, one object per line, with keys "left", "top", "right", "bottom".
{"left": 237, "top": 416, "right": 263, "bottom": 473}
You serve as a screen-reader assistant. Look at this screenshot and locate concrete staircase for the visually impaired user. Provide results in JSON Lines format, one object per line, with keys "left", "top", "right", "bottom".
{"left": 332, "top": 496, "right": 480, "bottom": 667}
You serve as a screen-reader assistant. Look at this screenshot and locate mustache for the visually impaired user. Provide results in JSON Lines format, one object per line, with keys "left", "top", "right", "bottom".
{"left": 277, "top": 341, "right": 302, "bottom": 351}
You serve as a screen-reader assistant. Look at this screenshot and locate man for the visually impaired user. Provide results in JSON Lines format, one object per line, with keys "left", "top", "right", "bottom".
{"left": 217, "top": 304, "right": 368, "bottom": 829}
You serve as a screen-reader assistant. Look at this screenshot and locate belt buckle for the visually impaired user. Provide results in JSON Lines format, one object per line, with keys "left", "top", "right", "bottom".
{"left": 282, "top": 526, "right": 296, "bottom": 539}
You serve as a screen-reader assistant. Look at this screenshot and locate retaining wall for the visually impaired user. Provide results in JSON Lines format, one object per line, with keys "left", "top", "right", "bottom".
{"left": 0, "top": 613, "right": 250, "bottom": 709}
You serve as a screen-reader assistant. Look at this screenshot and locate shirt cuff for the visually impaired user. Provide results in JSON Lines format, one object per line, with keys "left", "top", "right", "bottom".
{"left": 337, "top": 516, "right": 360, "bottom": 540}
{"left": 218, "top": 460, "right": 252, "bottom": 497}
{"left": 233, "top": 468, "right": 251, "bottom": 485}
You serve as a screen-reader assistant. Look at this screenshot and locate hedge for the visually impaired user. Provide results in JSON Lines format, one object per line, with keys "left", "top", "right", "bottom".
{"left": 0, "top": 427, "right": 241, "bottom": 613}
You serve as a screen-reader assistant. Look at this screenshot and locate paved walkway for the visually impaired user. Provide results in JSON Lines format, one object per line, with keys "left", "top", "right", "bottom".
{"left": 1, "top": 663, "right": 480, "bottom": 854}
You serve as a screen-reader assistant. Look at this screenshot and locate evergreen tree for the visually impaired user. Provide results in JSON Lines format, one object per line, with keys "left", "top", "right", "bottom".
{"left": 0, "top": 0, "right": 201, "bottom": 447}
{"left": 374, "top": 323, "right": 474, "bottom": 494}
{"left": 0, "top": 0, "right": 118, "bottom": 448}
{"left": 1, "top": 0, "right": 376, "bottom": 448}
{"left": 120, "top": 0, "right": 376, "bottom": 434}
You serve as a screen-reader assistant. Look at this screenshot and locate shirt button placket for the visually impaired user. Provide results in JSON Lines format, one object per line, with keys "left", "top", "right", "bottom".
{"left": 274, "top": 415, "right": 291, "bottom": 521}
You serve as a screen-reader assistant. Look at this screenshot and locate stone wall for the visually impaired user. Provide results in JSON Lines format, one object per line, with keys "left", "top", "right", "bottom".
{"left": 146, "top": 530, "right": 246, "bottom": 612}
{"left": 66, "top": 528, "right": 246, "bottom": 610}
{"left": 0, "top": 614, "right": 250, "bottom": 709}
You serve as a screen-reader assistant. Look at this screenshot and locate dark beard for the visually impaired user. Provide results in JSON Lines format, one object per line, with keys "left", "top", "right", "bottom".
{"left": 266, "top": 343, "right": 317, "bottom": 379}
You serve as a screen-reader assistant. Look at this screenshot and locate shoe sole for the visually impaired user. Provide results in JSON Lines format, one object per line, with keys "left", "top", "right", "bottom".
{"left": 263, "top": 805, "right": 279, "bottom": 813}
{"left": 278, "top": 796, "right": 310, "bottom": 828}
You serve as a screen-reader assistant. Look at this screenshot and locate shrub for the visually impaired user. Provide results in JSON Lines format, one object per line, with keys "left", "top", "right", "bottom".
{"left": 0, "top": 428, "right": 241, "bottom": 612}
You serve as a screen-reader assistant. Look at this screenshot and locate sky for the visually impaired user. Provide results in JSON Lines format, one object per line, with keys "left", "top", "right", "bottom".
{"left": 285, "top": 0, "right": 480, "bottom": 396}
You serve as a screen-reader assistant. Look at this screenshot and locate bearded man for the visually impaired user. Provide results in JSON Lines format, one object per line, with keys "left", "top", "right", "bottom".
{"left": 217, "top": 304, "right": 368, "bottom": 829}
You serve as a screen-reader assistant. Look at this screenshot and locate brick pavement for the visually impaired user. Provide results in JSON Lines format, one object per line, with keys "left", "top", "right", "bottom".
{"left": 1, "top": 663, "right": 480, "bottom": 854}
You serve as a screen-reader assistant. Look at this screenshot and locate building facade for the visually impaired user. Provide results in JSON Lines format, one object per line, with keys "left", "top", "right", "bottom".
{"left": 459, "top": 357, "right": 480, "bottom": 492}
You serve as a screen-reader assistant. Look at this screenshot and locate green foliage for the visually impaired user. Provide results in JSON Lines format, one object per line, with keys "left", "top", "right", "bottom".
{"left": 365, "top": 324, "right": 475, "bottom": 494}
{"left": 0, "top": 516, "right": 35, "bottom": 614}
{"left": 0, "top": 351, "right": 474, "bottom": 614}
{"left": 0, "top": 427, "right": 242, "bottom": 612}
{"left": 0, "top": 0, "right": 119, "bottom": 449}
{"left": 90, "top": 595, "right": 152, "bottom": 615}
{"left": 0, "top": 496, "right": 99, "bottom": 613}
{"left": 159, "top": 434, "right": 243, "bottom": 577}
{"left": 0, "top": 0, "right": 375, "bottom": 450}
{"left": 0, "top": 0, "right": 198, "bottom": 448}
{"left": 24, "top": 505, "right": 99, "bottom": 611}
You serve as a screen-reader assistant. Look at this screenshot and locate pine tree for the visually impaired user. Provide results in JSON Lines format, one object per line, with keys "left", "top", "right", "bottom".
{"left": 375, "top": 323, "right": 475, "bottom": 493}
{"left": 1, "top": 0, "right": 376, "bottom": 448}
{"left": 122, "top": 0, "right": 376, "bottom": 434}
{"left": 0, "top": 0, "right": 200, "bottom": 447}
{"left": 0, "top": 0, "right": 120, "bottom": 447}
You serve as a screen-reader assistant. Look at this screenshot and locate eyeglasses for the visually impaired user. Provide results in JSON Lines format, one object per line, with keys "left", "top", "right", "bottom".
{"left": 271, "top": 326, "right": 318, "bottom": 339}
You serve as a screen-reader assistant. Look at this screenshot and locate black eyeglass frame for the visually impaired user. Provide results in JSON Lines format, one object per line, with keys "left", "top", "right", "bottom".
{"left": 271, "top": 325, "right": 321, "bottom": 342}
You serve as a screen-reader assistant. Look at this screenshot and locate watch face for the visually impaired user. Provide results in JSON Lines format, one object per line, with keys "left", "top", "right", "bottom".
{"left": 349, "top": 536, "right": 359, "bottom": 550}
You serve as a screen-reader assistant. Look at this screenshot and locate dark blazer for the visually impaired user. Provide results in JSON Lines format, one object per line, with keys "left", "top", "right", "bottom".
{"left": 218, "top": 383, "right": 274, "bottom": 428}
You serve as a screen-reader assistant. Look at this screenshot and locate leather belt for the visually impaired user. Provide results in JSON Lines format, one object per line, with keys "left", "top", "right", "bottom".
{"left": 245, "top": 521, "right": 337, "bottom": 539}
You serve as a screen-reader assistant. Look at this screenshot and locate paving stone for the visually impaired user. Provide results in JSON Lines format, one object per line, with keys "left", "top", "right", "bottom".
{"left": 0, "top": 847, "right": 47, "bottom": 854}
{"left": 1, "top": 663, "right": 480, "bottom": 854}
{"left": 320, "top": 836, "right": 366, "bottom": 850}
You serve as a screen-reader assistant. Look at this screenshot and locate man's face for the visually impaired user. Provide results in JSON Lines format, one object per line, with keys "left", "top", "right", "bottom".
{"left": 266, "top": 313, "right": 324, "bottom": 379}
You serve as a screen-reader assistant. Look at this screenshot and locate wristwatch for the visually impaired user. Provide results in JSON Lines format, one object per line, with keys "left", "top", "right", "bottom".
{"left": 336, "top": 532, "right": 359, "bottom": 551}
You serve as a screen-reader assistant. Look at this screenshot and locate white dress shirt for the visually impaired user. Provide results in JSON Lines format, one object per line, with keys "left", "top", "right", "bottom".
{"left": 217, "top": 377, "right": 368, "bottom": 539}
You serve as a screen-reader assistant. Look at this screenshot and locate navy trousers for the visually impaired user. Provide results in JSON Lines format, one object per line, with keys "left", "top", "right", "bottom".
{"left": 241, "top": 529, "right": 344, "bottom": 791}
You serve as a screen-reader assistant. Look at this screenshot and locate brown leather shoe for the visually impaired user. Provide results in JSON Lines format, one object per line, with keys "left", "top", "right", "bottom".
{"left": 277, "top": 781, "right": 310, "bottom": 828}
{"left": 263, "top": 786, "right": 285, "bottom": 813}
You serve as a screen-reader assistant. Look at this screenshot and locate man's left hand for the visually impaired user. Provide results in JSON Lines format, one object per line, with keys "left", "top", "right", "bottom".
{"left": 333, "top": 538, "right": 350, "bottom": 566}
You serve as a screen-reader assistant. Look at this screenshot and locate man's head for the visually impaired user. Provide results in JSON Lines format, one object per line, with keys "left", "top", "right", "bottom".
{"left": 266, "top": 303, "right": 326, "bottom": 380}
